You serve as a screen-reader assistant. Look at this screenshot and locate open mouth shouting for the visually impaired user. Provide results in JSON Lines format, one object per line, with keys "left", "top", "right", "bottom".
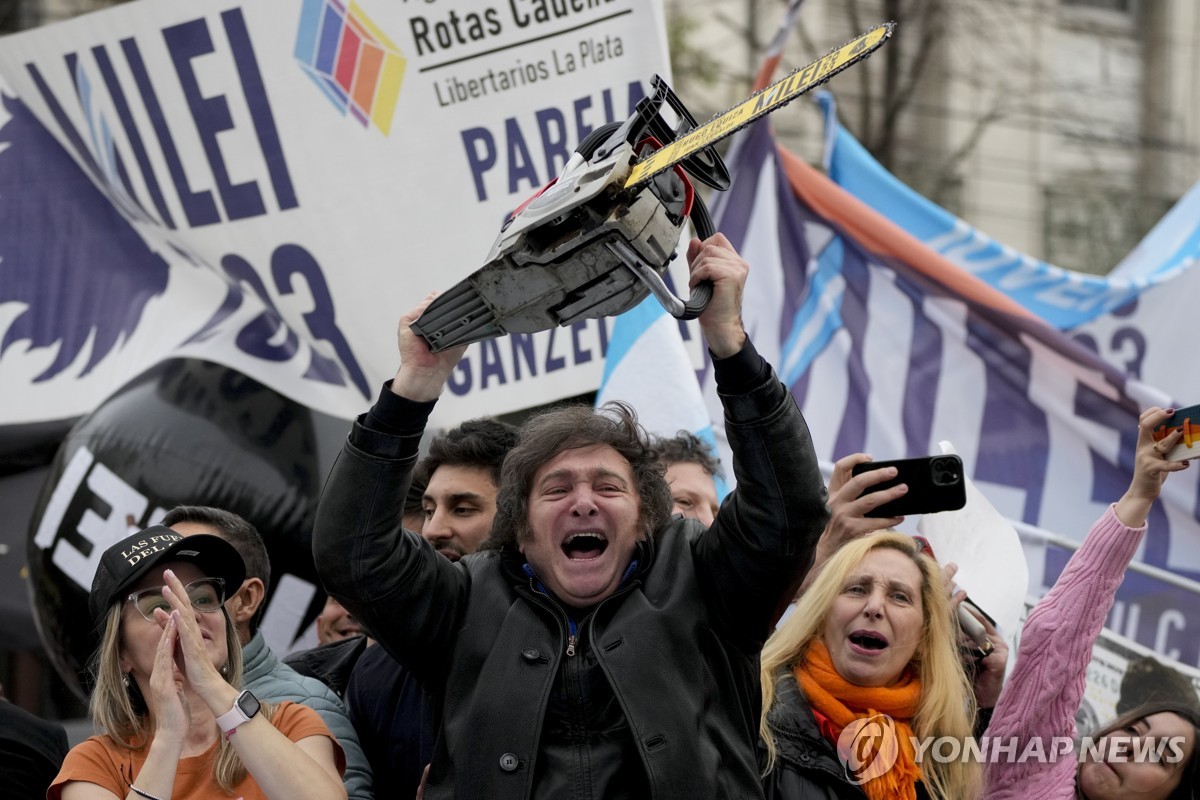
{"left": 848, "top": 630, "right": 889, "bottom": 654}
{"left": 821, "top": 548, "right": 925, "bottom": 687}
{"left": 522, "top": 443, "right": 644, "bottom": 608}
{"left": 562, "top": 532, "right": 609, "bottom": 560}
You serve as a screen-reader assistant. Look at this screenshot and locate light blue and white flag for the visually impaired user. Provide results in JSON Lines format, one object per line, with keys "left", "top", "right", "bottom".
{"left": 815, "top": 91, "right": 1191, "bottom": 330}
{"left": 815, "top": 90, "right": 1200, "bottom": 404}
{"left": 590, "top": 0, "right": 823, "bottom": 490}
{"left": 708, "top": 114, "right": 1200, "bottom": 667}
{"left": 1110, "top": 179, "right": 1200, "bottom": 280}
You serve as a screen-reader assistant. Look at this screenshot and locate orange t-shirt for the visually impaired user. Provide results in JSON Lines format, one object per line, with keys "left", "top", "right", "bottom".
{"left": 48, "top": 701, "right": 346, "bottom": 799}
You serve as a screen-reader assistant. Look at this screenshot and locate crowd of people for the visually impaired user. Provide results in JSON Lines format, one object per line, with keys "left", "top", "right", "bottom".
{"left": 23, "top": 234, "right": 1200, "bottom": 799}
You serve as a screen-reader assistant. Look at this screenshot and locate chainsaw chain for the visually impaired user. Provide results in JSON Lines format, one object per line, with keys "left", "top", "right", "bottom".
{"left": 626, "top": 22, "right": 894, "bottom": 188}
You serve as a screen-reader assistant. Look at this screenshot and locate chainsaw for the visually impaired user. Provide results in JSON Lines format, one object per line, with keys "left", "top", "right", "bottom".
{"left": 412, "top": 23, "right": 893, "bottom": 352}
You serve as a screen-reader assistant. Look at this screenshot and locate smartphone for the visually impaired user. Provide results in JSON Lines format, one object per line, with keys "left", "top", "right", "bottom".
{"left": 851, "top": 455, "right": 967, "bottom": 518}
{"left": 1153, "top": 404, "right": 1200, "bottom": 462}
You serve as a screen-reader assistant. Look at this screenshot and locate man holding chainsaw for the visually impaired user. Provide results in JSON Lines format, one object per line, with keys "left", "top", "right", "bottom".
{"left": 313, "top": 233, "right": 829, "bottom": 799}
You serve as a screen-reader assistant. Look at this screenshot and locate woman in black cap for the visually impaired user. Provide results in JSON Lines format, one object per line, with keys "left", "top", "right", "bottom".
{"left": 49, "top": 526, "right": 347, "bottom": 800}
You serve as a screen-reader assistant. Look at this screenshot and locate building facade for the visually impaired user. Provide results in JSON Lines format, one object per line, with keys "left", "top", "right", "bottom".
{"left": 668, "top": 0, "right": 1200, "bottom": 274}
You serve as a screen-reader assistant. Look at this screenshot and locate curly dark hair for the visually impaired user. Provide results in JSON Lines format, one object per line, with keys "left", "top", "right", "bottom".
{"left": 415, "top": 417, "right": 520, "bottom": 488}
{"left": 485, "top": 402, "right": 673, "bottom": 550}
{"left": 651, "top": 430, "right": 723, "bottom": 479}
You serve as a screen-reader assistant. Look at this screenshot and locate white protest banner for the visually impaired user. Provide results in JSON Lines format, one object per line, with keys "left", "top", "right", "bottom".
{"left": 0, "top": 0, "right": 671, "bottom": 429}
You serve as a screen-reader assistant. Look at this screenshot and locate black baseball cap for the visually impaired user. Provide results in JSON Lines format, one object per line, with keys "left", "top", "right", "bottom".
{"left": 89, "top": 525, "right": 246, "bottom": 623}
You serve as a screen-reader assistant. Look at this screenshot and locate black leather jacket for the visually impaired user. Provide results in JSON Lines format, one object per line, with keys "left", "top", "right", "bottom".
{"left": 313, "top": 352, "right": 828, "bottom": 800}
{"left": 282, "top": 634, "right": 369, "bottom": 698}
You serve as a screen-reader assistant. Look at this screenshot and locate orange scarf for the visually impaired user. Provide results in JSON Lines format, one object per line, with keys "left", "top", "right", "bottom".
{"left": 793, "top": 640, "right": 923, "bottom": 800}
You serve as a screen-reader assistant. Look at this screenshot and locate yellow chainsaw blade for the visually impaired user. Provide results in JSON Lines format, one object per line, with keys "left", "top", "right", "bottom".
{"left": 625, "top": 22, "right": 893, "bottom": 189}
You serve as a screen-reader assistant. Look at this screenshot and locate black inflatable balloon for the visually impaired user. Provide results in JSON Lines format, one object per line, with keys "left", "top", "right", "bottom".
{"left": 27, "top": 358, "right": 322, "bottom": 699}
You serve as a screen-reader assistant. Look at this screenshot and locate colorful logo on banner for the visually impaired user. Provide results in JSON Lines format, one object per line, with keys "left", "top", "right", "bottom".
{"left": 294, "top": 0, "right": 405, "bottom": 135}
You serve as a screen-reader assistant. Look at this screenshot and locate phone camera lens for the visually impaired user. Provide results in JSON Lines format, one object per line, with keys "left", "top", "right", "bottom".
{"left": 934, "top": 470, "right": 959, "bottom": 485}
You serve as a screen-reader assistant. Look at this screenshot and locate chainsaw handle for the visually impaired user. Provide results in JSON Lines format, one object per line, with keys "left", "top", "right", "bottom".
{"left": 676, "top": 282, "right": 712, "bottom": 321}
{"left": 581, "top": 119, "right": 718, "bottom": 322}
{"left": 674, "top": 188, "right": 717, "bottom": 320}
{"left": 608, "top": 240, "right": 713, "bottom": 322}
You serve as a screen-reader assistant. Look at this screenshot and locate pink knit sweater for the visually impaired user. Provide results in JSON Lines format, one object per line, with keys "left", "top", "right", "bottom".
{"left": 982, "top": 504, "right": 1146, "bottom": 799}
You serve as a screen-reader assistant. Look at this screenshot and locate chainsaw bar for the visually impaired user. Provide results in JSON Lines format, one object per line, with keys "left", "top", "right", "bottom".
{"left": 625, "top": 22, "right": 893, "bottom": 189}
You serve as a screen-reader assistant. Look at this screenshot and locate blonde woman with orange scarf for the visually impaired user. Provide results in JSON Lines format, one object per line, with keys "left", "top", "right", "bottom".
{"left": 759, "top": 532, "right": 980, "bottom": 800}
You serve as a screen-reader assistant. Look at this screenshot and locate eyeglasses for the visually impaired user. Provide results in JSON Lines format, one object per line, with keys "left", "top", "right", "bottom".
{"left": 125, "top": 577, "right": 226, "bottom": 621}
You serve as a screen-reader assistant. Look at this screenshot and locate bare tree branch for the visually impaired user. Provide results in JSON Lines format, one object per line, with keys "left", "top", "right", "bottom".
{"left": 927, "top": 102, "right": 1006, "bottom": 203}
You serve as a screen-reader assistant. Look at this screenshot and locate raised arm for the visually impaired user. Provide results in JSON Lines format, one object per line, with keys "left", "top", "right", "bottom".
{"left": 1114, "top": 407, "right": 1189, "bottom": 528}
{"left": 389, "top": 295, "right": 468, "bottom": 403}
{"left": 312, "top": 296, "right": 470, "bottom": 681}
{"left": 687, "top": 234, "right": 830, "bottom": 648}
{"left": 686, "top": 232, "right": 748, "bottom": 359}
{"left": 983, "top": 407, "right": 1189, "bottom": 797}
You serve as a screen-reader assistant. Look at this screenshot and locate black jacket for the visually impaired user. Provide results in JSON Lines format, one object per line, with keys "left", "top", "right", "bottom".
{"left": 283, "top": 633, "right": 370, "bottom": 698}
{"left": 0, "top": 699, "right": 68, "bottom": 800}
{"left": 761, "top": 671, "right": 931, "bottom": 800}
{"left": 313, "top": 345, "right": 829, "bottom": 799}
{"left": 343, "top": 642, "right": 434, "bottom": 800}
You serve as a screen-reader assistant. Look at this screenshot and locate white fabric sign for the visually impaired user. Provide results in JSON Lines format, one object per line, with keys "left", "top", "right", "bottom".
{"left": 0, "top": 0, "right": 671, "bottom": 428}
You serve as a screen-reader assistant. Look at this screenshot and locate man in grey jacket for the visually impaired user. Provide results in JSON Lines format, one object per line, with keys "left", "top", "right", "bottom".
{"left": 165, "top": 505, "right": 373, "bottom": 800}
{"left": 313, "top": 234, "right": 830, "bottom": 799}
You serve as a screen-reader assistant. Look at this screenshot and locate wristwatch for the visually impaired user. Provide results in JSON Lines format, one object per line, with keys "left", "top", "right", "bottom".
{"left": 216, "top": 689, "right": 261, "bottom": 737}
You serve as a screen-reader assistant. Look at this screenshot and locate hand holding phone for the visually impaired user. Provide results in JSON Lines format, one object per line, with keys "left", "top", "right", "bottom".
{"left": 827, "top": 453, "right": 907, "bottom": 530}
{"left": 799, "top": 454, "right": 908, "bottom": 596}
{"left": 852, "top": 455, "right": 966, "bottom": 518}
{"left": 1153, "top": 404, "right": 1200, "bottom": 462}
